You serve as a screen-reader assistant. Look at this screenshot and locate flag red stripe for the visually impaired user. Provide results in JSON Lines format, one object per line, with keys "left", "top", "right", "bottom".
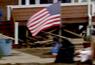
{"left": 29, "top": 16, "right": 60, "bottom": 31}
{"left": 28, "top": 11, "right": 48, "bottom": 24}
{"left": 28, "top": 15, "right": 60, "bottom": 27}
{"left": 28, "top": 8, "right": 47, "bottom": 20}
{"left": 27, "top": 9, "right": 47, "bottom": 25}
{"left": 28, "top": 15, "right": 60, "bottom": 30}
{"left": 30, "top": 20, "right": 61, "bottom": 33}
{"left": 32, "top": 22, "right": 60, "bottom": 36}
{"left": 27, "top": 13, "right": 50, "bottom": 27}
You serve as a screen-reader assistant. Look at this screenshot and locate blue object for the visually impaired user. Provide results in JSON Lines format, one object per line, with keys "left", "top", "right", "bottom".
{"left": 0, "top": 9, "right": 2, "bottom": 17}
{"left": 0, "top": 39, "right": 12, "bottom": 56}
{"left": 51, "top": 41, "right": 62, "bottom": 54}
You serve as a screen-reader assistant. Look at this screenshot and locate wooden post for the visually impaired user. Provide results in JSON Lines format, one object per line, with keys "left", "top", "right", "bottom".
{"left": 26, "top": 30, "right": 30, "bottom": 48}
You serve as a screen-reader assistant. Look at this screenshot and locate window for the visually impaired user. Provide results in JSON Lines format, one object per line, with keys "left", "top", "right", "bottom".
{"left": 61, "top": 0, "right": 71, "bottom": 3}
{"left": 30, "top": 0, "right": 35, "bottom": 4}
{"left": 48, "top": 0, "right": 53, "bottom": 3}
{"left": 40, "top": 0, "right": 53, "bottom": 4}
{"left": 40, "top": 0, "right": 49, "bottom": 4}
{"left": 22, "top": 0, "right": 25, "bottom": 5}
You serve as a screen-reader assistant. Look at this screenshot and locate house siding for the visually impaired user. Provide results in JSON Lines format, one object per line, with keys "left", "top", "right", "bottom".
{"left": 12, "top": 5, "right": 90, "bottom": 24}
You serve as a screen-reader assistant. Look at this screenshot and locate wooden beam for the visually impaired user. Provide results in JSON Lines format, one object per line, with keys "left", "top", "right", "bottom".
{"left": 64, "top": 29, "right": 83, "bottom": 38}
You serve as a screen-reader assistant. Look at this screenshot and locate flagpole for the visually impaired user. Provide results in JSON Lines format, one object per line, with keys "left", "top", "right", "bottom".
{"left": 59, "top": 0, "right": 62, "bottom": 42}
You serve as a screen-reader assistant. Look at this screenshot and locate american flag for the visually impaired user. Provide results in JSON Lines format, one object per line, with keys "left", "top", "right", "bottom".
{"left": 27, "top": 2, "right": 61, "bottom": 36}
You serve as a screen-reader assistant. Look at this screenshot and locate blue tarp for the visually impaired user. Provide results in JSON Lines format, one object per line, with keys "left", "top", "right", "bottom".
{"left": 0, "top": 9, "right": 2, "bottom": 17}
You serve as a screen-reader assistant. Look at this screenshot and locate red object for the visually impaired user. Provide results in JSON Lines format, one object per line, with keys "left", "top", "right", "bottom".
{"left": 0, "top": 21, "right": 14, "bottom": 37}
{"left": 12, "top": 44, "right": 18, "bottom": 48}
{"left": 0, "top": 11, "right": 14, "bottom": 37}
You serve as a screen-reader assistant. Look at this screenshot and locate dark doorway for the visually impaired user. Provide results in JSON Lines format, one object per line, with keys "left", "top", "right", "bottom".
{"left": 19, "top": 26, "right": 26, "bottom": 42}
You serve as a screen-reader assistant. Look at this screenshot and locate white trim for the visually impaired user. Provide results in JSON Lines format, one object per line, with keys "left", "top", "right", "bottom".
{"left": 26, "top": 0, "right": 30, "bottom": 5}
{"left": 71, "top": 0, "right": 75, "bottom": 3}
{"left": 18, "top": 0, "right": 22, "bottom": 5}
{"left": 7, "top": 6, "right": 11, "bottom": 20}
{"left": 86, "top": 26, "right": 91, "bottom": 36}
{"left": 92, "top": 2, "right": 95, "bottom": 16}
{"left": 87, "top": 0, "right": 93, "bottom": 36}
{"left": 61, "top": 2, "right": 88, "bottom": 6}
{"left": 14, "top": 22, "right": 19, "bottom": 44}
{"left": 78, "top": 0, "right": 82, "bottom": 3}
{"left": 7, "top": 4, "right": 52, "bottom": 9}
{"left": 35, "top": 0, "right": 40, "bottom": 4}
{"left": 88, "top": 0, "right": 92, "bottom": 26}
{"left": 53, "top": 0, "right": 58, "bottom": 3}
{"left": 7, "top": 2, "right": 88, "bottom": 8}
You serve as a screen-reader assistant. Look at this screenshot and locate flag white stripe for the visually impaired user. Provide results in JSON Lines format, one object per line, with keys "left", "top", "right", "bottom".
{"left": 32, "top": 21, "right": 60, "bottom": 34}
{"left": 32, "top": 22, "right": 60, "bottom": 36}
{"left": 29, "top": 8, "right": 47, "bottom": 20}
{"left": 31, "top": 20, "right": 60, "bottom": 34}
{"left": 27, "top": 11, "right": 48, "bottom": 25}
{"left": 27, "top": 14, "right": 50, "bottom": 27}
{"left": 29, "top": 17, "right": 60, "bottom": 31}
{"left": 27, "top": 9, "right": 47, "bottom": 25}
{"left": 30, "top": 17, "right": 60, "bottom": 33}
{"left": 28, "top": 11, "right": 48, "bottom": 22}
{"left": 28, "top": 14, "right": 60, "bottom": 28}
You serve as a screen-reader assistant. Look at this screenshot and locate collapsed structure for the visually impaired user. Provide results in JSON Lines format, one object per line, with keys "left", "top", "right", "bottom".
{"left": 0, "top": 0, "right": 95, "bottom": 45}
